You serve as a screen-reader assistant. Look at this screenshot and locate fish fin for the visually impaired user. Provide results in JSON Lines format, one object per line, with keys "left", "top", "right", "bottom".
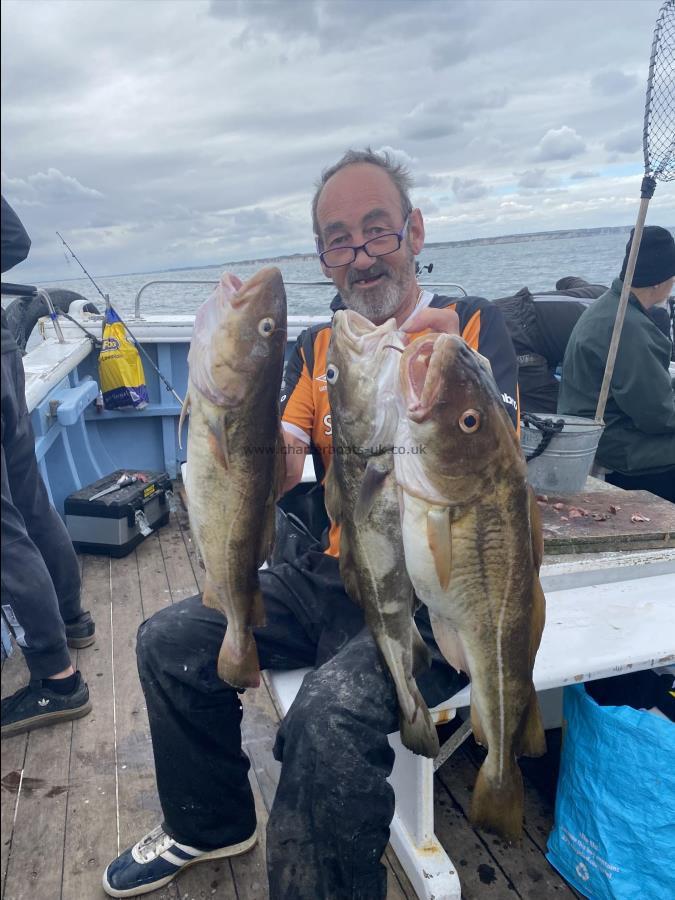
{"left": 411, "top": 620, "right": 432, "bottom": 677}
{"left": 178, "top": 389, "right": 191, "bottom": 450}
{"left": 527, "top": 486, "right": 544, "bottom": 572}
{"left": 251, "top": 587, "right": 266, "bottom": 629}
{"left": 517, "top": 686, "right": 547, "bottom": 758}
{"left": 202, "top": 578, "right": 220, "bottom": 611}
{"left": 217, "top": 632, "right": 261, "bottom": 689}
{"left": 426, "top": 507, "right": 452, "bottom": 590}
{"left": 470, "top": 755, "right": 524, "bottom": 843}
{"left": 324, "top": 463, "right": 342, "bottom": 524}
{"left": 529, "top": 578, "right": 546, "bottom": 668}
{"left": 354, "top": 458, "right": 391, "bottom": 525}
{"left": 429, "top": 612, "right": 469, "bottom": 675}
{"left": 338, "top": 530, "right": 363, "bottom": 606}
{"left": 399, "top": 694, "right": 440, "bottom": 759}
{"left": 206, "top": 413, "right": 229, "bottom": 470}
{"left": 470, "top": 703, "right": 488, "bottom": 749}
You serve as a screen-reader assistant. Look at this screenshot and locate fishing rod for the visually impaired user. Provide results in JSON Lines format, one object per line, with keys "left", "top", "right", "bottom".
{"left": 56, "top": 231, "right": 184, "bottom": 405}
{"left": 57, "top": 231, "right": 109, "bottom": 304}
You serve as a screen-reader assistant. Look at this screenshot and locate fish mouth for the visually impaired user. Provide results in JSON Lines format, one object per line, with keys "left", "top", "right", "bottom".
{"left": 402, "top": 332, "right": 461, "bottom": 422}
{"left": 230, "top": 266, "right": 285, "bottom": 310}
{"left": 333, "top": 308, "right": 397, "bottom": 351}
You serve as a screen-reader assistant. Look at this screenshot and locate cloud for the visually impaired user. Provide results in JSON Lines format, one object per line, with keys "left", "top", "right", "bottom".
{"left": 399, "top": 99, "right": 462, "bottom": 141}
{"left": 591, "top": 69, "right": 639, "bottom": 95}
{"left": 2, "top": 168, "right": 104, "bottom": 205}
{"left": 516, "top": 169, "right": 557, "bottom": 190}
{"left": 570, "top": 170, "right": 598, "bottom": 180}
{"left": 533, "top": 126, "right": 586, "bottom": 161}
{"left": 604, "top": 128, "right": 641, "bottom": 155}
{"left": 452, "top": 177, "right": 489, "bottom": 203}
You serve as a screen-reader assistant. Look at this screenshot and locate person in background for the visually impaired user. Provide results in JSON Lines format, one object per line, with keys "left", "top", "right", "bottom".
{"left": 1, "top": 195, "right": 95, "bottom": 738}
{"left": 558, "top": 225, "right": 675, "bottom": 502}
{"left": 102, "top": 148, "right": 518, "bottom": 900}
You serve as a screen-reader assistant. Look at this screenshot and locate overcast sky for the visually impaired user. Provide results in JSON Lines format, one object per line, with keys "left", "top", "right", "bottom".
{"left": 2, "top": 0, "right": 673, "bottom": 282}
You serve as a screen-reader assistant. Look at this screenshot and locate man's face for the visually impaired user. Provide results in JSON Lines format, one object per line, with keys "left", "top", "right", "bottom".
{"left": 315, "top": 163, "right": 424, "bottom": 324}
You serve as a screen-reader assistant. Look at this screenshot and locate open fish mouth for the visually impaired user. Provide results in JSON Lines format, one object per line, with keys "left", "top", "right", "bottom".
{"left": 402, "top": 333, "right": 449, "bottom": 421}
{"left": 335, "top": 309, "right": 397, "bottom": 351}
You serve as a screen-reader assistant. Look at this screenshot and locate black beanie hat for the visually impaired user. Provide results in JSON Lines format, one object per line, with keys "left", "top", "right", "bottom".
{"left": 619, "top": 225, "right": 675, "bottom": 288}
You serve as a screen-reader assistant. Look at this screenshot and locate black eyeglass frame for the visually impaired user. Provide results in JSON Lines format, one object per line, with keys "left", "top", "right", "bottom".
{"left": 316, "top": 215, "right": 411, "bottom": 269}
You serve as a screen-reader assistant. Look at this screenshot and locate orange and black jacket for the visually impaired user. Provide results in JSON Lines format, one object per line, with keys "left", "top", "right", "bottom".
{"left": 280, "top": 294, "right": 519, "bottom": 555}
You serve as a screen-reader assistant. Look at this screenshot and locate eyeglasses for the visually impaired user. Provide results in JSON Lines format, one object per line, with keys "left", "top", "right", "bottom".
{"left": 317, "top": 216, "right": 410, "bottom": 268}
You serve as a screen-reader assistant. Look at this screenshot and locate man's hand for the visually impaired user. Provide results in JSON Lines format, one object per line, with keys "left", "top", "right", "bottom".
{"left": 401, "top": 307, "right": 460, "bottom": 337}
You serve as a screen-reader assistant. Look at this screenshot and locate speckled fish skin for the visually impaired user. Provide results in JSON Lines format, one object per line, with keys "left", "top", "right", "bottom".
{"left": 324, "top": 309, "right": 439, "bottom": 759}
{"left": 181, "top": 267, "right": 286, "bottom": 689}
{"left": 396, "top": 332, "right": 546, "bottom": 839}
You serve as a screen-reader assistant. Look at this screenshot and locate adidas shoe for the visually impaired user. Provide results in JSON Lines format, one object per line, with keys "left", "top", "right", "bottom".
{"left": 1, "top": 672, "right": 92, "bottom": 738}
{"left": 65, "top": 610, "right": 96, "bottom": 648}
{"left": 102, "top": 823, "right": 257, "bottom": 897}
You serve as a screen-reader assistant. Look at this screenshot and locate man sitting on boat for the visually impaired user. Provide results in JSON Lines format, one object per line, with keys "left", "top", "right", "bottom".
{"left": 1, "top": 195, "right": 96, "bottom": 739}
{"left": 102, "top": 149, "right": 519, "bottom": 899}
{"left": 558, "top": 225, "right": 675, "bottom": 502}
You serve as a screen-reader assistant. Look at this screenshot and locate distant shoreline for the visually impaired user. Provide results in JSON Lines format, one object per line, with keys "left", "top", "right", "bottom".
{"left": 27, "top": 223, "right": 671, "bottom": 284}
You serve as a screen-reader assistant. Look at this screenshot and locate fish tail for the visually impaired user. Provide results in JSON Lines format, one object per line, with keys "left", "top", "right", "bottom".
{"left": 517, "top": 686, "right": 547, "bottom": 758}
{"left": 470, "top": 754, "right": 524, "bottom": 843}
{"left": 216, "top": 631, "right": 261, "bottom": 689}
{"left": 399, "top": 693, "right": 440, "bottom": 759}
{"left": 411, "top": 622, "right": 432, "bottom": 677}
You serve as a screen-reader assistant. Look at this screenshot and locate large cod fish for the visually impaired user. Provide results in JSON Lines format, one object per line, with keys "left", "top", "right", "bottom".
{"left": 180, "top": 268, "right": 287, "bottom": 688}
{"left": 324, "top": 309, "right": 439, "bottom": 758}
{"left": 395, "top": 332, "right": 546, "bottom": 840}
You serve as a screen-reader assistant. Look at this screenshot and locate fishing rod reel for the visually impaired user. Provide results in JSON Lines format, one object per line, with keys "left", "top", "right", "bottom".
{"left": 415, "top": 262, "right": 434, "bottom": 276}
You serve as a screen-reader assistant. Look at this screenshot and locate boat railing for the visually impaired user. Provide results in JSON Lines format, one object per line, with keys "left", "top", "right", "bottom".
{"left": 132, "top": 279, "right": 468, "bottom": 317}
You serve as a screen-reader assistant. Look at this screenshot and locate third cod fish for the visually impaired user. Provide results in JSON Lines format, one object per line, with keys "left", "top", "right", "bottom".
{"left": 395, "top": 332, "right": 546, "bottom": 838}
{"left": 324, "top": 309, "right": 439, "bottom": 759}
{"left": 180, "top": 267, "right": 287, "bottom": 688}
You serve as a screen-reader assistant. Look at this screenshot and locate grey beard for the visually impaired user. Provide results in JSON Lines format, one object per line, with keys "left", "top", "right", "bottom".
{"left": 341, "top": 265, "right": 417, "bottom": 324}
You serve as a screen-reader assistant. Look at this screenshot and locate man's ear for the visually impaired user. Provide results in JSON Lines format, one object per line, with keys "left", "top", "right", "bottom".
{"left": 409, "top": 208, "right": 425, "bottom": 256}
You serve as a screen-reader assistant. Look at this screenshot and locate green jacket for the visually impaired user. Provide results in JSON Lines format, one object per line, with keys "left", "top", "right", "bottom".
{"left": 558, "top": 278, "right": 675, "bottom": 474}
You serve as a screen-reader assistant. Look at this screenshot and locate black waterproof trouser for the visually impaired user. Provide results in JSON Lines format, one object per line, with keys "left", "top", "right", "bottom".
{"left": 136, "top": 551, "right": 466, "bottom": 900}
{"left": 1, "top": 349, "right": 82, "bottom": 678}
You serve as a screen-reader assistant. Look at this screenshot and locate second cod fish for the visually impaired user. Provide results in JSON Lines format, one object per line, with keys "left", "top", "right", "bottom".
{"left": 180, "top": 267, "right": 287, "bottom": 688}
{"left": 324, "top": 309, "right": 439, "bottom": 759}
{"left": 395, "top": 332, "right": 546, "bottom": 839}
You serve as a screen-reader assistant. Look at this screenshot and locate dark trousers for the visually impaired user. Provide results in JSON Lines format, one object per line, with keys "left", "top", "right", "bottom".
{"left": 1, "top": 349, "right": 82, "bottom": 679}
{"left": 136, "top": 551, "right": 466, "bottom": 900}
{"left": 606, "top": 467, "right": 675, "bottom": 503}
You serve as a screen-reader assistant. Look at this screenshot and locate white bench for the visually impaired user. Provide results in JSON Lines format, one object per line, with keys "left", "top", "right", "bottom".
{"left": 268, "top": 556, "right": 675, "bottom": 900}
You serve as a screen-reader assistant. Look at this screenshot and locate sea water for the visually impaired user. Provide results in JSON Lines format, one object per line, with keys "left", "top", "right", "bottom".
{"left": 29, "top": 230, "right": 638, "bottom": 318}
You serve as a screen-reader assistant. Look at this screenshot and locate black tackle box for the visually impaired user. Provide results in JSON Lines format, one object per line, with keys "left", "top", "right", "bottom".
{"left": 64, "top": 469, "right": 173, "bottom": 557}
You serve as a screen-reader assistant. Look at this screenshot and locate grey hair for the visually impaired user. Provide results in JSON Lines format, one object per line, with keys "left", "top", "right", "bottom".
{"left": 311, "top": 148, "right": 414, "bottom": 247}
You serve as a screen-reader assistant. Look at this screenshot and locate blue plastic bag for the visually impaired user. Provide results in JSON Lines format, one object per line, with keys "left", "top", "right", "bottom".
{"left": 546, "top": 684, "right": 675, "bottom": 899}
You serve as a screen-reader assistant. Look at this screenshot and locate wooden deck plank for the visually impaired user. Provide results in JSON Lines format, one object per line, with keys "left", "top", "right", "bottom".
{"left": 60, "top": 554, "right": 118, "bottom": 900}
{"left": 136, "top": 532, "right": 174, "bottom": 621}
{"left": 0, "top": 653, "right": 29, "bottom": 893}
{"left": 436, "top": 746, "right": 577, "bottom": 899}
{"left": 1, "top": 547, "right": 88, "bottom": 900}
{"left": 110, "top": 547, "right": 162, "bottom": 857}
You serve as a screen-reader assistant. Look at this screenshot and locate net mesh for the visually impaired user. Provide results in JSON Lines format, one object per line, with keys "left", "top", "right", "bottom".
{"left": 644, "top": 0, "right": 675, "bottom": 181}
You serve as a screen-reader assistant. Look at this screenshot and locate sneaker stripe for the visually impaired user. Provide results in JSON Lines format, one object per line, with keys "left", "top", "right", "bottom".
{"left": 160, "top": 850, "right": 191, "bottom": 868}
{"left": 172, "top": 842, "right": 201, "bottom": 857}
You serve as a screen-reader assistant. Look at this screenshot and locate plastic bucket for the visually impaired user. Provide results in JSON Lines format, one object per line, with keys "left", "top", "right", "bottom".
{"left": 520, "top": 414, "right": 604, "bottom": 495}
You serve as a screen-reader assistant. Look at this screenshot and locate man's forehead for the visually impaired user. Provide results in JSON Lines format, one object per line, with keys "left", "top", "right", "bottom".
{"left": 316, "top": 163, "right": 400, "bottom": 231}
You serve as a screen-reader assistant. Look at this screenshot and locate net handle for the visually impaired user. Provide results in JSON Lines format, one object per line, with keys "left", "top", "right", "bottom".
{"left": 593, "top": 195, "right": 652, "bottom": 424}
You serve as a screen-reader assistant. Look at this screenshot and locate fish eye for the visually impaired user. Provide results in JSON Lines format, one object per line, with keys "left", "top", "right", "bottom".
{"left": 459, "top": 409, "right": 480, "bottom": 433}
{"left": 258, "top": 317, "right": 275, "bottom": 336}
{"left": 326, "top": 364, "right": 339, "bottom": 384}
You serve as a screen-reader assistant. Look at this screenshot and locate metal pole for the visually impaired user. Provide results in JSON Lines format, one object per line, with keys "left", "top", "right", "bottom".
{"left": 593, "top": 196, "right": 651, "bottom": 424}
{"left": 35, "top": 288, "right": 66, "bottom": 343}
